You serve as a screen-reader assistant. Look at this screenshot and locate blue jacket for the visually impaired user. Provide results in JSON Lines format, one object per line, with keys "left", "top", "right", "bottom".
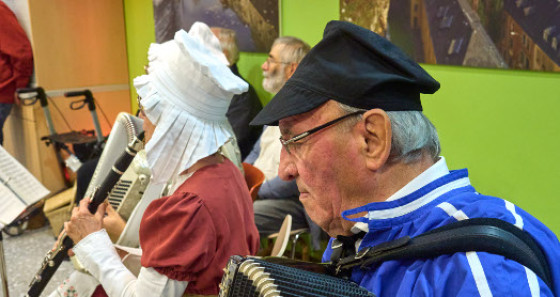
{"left": 323, "top": 169, "right": 560, "bottom": 296}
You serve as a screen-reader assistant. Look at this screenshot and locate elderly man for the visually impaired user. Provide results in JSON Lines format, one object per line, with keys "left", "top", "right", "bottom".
{"left": 251, "top": 21, "right": 560, "bottom": 296}
{"left": 243, "top": 36, "right": 325, "bottom": 248}
{"left": 64, "top": 22, "right": 259, "bottom": 297}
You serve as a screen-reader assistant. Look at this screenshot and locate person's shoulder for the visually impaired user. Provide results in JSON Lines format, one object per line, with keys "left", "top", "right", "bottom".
{"left": 147, "top": 189, "right": 203, "bottom": 213}
{"left": 444, "top": 192, "right": 546, "bottom": 225}
{"left": 190, "top": 158, "right": 241, "bottom": 180}
{"left": 430, "top": 192, "right": 560, "bottom": 261}
{"left": 181, "top": 160, "right": 246, "bottom": 197}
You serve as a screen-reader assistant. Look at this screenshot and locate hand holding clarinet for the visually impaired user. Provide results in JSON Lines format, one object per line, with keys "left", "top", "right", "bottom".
{"left": 27, "top": 132, "right": 144, "bottom": 297}
{"left": 65, "top": 198, "right": 108, "bottom": 244}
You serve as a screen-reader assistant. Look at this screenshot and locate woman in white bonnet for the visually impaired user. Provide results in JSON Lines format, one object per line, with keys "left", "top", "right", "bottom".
{"left": 64, "top": 22, "right": 260, "bottom": 297}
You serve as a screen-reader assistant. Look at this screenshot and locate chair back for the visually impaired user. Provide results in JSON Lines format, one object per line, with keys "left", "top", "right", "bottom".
{"left": 242, "top": 162, "right": 265, "bottom": 201}
{"left": 270, "top": 214, "right": 292, "bottom": 257}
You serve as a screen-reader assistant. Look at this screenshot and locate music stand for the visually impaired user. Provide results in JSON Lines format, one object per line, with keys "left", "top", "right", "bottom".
{"left": 0, "top": 145, "right": 51, "bottom": 297}
{"left": 0, "top": 230, "right": 9, "bottom": 297}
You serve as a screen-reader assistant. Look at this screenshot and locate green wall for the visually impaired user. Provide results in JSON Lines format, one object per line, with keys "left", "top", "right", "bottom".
{"left": 124, "top": 0, "right": 560, "bottom": 234}
{"left": 123, "top": 0, "right": 155, "bottom": 114}
{"left": 421, "top": 64, "right": 560, "bottom": 232}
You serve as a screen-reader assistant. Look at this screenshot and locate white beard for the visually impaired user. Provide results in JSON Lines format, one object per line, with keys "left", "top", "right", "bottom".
{"left": 262, "top": 65, "right": 287, "bottom": 94}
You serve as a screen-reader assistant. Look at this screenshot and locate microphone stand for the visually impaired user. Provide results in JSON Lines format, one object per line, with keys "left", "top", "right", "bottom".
{"left": 0, "top": 231, "right": 9, "bottom": 297}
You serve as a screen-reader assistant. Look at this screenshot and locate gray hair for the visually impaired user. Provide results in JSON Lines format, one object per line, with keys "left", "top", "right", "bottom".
{"left": 211, "top": 27, "right": 239, "bottom": 66}
{"left": 273, "top": 36, "right": 311, "bottom": 64}
{"left": 337, "top": 103, "right": 441, "bottom": 164}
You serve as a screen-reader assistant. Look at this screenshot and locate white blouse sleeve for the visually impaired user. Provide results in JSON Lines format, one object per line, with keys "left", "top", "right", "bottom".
{"left": 73, "top": 229, "right": 188, "bottom": 297}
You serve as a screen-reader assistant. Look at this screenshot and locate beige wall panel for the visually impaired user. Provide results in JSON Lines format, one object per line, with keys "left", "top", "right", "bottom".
{"left": 29, "top": 0, "right": 129, "bottom": 89}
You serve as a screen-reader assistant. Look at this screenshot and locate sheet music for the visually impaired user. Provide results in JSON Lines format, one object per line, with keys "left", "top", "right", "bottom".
{"left": 0, "top": 145, "right": 50, "bottom": 225}
{"left": 0, "top": 184, "right": 27, "bottom": 225}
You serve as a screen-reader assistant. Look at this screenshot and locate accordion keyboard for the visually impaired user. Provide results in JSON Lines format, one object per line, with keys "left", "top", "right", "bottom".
{"left": 219, "top": 256, "right": 375, "bottom": 297}
{"left": 108, "top": 179, "right": 133, "bottom": 209}
{"left": 105, "top": 150, "right": 151, "bottom": 222}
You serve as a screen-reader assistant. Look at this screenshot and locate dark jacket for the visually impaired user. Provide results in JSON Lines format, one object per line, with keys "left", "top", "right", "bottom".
{"left": 226, "top": 64, "right": 263, "bottom": 159}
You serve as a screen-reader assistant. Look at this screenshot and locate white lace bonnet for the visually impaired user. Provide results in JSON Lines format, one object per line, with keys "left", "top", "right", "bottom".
{"left": 133, "top": 22, "right": 248, "bottom": 184}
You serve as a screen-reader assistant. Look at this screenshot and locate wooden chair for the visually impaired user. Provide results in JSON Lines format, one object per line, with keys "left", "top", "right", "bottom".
{"left": 242, "top": 162, "right": 265, "bottom": 201}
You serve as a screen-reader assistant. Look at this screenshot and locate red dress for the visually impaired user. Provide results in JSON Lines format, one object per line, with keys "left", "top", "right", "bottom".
{"left": 139, "top": 158, "right": 260, "bottom": 295}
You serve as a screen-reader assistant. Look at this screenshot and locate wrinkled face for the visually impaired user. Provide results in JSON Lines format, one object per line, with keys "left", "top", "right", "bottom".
{"left": 261, "top": 44, "right": 289, "bottom": 94}
{"left": 278, "top": 101, "right": 362, "bottom": 237}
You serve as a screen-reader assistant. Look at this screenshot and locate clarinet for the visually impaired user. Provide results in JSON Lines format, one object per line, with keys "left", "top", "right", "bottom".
{"left": 26, "top": 132, "right": 144, "bottom": 297}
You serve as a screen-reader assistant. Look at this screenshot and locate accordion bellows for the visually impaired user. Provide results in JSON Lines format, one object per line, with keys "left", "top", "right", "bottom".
{"left": 219, "top": 256, "right": 375, "bottom": 297}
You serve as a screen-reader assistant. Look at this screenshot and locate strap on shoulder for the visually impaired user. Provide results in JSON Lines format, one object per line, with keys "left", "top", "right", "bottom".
{"left": 330, "top": 218, "right": 553, "bottom": 291}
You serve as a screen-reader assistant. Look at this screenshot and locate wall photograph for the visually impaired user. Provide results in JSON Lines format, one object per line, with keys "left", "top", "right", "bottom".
{"left": 341, "top": 0, "right": 560, "bottom": 72}
{"left": 153, "top": 0, "right": 279, "bottom": 52}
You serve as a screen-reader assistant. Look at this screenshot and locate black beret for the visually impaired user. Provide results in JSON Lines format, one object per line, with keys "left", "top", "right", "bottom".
{"left": 251, "top": 20, "right": 440, "bottom": 126}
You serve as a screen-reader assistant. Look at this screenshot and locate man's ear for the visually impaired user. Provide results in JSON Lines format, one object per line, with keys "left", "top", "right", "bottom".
{"left": 359, "top": 109, "right": 391, "bottom": 171}
{"left": 284, "top": 62, "right": 298, "bottom": 80}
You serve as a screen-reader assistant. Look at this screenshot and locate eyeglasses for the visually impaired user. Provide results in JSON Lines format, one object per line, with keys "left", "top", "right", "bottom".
{"left": 279, "top": 111, "right": 365, "bottom": 155}
{"left": 264, "top": 57, "right": 290, "bottom": 67}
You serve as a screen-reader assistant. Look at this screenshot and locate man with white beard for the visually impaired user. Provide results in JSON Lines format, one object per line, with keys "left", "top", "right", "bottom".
{"left": 245, "top": 37, "right": 324, "bottom": 252}
{"left": 260, "top": 37, "right": 303, "bottom": 94}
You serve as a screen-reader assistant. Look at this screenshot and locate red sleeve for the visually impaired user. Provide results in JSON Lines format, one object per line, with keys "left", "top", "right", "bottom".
{"left": 139, "top": 191, "right": 218, "bottom": 281}
{"left": 0, "top": 3, "right": 33, "bottom": 92}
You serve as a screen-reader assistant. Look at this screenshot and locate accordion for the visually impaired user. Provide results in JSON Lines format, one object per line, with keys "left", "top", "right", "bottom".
{"left": 85, "top": 112, "right": 144, "bottom": 199}
{"left": 84, "top": 112, "right": 152, "bottom": 222}
{"left": 219, "top": 256, "right": 375, "bottom": 297}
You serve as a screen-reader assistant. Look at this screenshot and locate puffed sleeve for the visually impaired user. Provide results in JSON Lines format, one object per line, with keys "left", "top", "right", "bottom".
{"left": 139, "top": 192, "right": 217, "bottom": 281}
